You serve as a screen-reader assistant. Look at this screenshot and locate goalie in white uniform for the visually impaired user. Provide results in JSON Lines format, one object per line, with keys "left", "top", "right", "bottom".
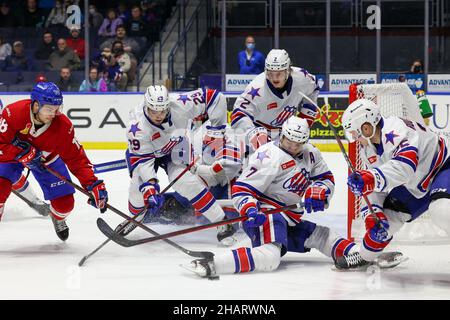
{"left": 339, "top": 99, "right": 450, "bottom": 269}
{"left": 122, "top": 85, "right": 236, "bottom": 245}
{"left": 186, "top": 117, "right": 360, "bottom": 277}
{"left": 231, "top": 49, "right": 320, "bottom": 154}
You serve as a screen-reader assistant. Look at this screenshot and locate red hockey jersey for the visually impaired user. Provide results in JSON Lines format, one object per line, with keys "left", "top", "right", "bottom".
{"left": 0, "top": 99, "right": 97, "bottom": 188}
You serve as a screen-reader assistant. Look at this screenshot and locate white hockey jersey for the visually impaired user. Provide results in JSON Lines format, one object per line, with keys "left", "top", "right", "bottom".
{"left": 230, "top": 67, "right": 320, "bottom": 135}
{"left": 194, "top": 125, "right": 243, "bottom": 187}
{"left": 359, "top": 116, "right": 450, "bottom": 209}
{"left": 232, "top": 141, "right": 335, "bottom": 226}
{"left": 126, "top": 88, "right": 228, "bottom": 182}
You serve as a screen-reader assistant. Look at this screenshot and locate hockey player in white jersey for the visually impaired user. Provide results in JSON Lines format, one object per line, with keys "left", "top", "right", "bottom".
{"left": 154, "top": 124, "right": 244, "bottom": 244}
{"left": 231, "top": 49, "right": 320, "bottom": 153}
{"left": 186, "top": 117, "right": 360, "bottom": 277}
{"left": 339, "top": 99, "right": 450, "bottom": 269}
{"left": 122, "top": 85, "right": 236, "bottom": 244}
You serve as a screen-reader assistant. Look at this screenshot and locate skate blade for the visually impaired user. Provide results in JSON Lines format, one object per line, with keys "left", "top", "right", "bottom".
{"left": 375, "top": 252, "right": 409, "bottom": 269}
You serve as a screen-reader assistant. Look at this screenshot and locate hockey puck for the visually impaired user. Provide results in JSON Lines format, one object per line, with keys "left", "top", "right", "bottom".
{"left": 208, "top": 276, "right": 220, "bottom": 280}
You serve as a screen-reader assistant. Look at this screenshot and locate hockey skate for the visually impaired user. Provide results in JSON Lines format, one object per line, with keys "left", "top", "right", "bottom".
{"left": 30, "top": 199, "right": 50, "bottom": 217}
{"left": 334, "top": 252, "right": 370, "bottom": 270}
{"left": 182, "top": 256, "right": 220, "bottom": 280}
{"left": 114, "top": 210, "right": 147, "bottom": 236}
{"left": 217, "top": 222, "right": 237, "bottom": 246}
{"left": 51, "top": 215, "right": 69, "bottom": 241}
{"left": 334, "top": 251, "right": 407, "bottom": 271}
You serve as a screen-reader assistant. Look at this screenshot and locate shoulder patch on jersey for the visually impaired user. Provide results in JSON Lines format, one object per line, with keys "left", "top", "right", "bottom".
{"left": 247, "top": 87, "right": 261, "bottom": 100}
{"left": 151, "top": 132, "right": 161, "bottom": 141}
{"left": 281, "top": 160, "right": 295, "bottom": 170}
{"left": 368, "top": 155, "right": 377, "bottom": 164}
{"left": 20, "top": 123, "right": 32, "bottom": 134}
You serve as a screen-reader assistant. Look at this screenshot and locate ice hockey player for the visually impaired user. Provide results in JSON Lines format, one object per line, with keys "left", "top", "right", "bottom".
{"left": 153, "top": 124, "right": 243, "bottom": 245}
{"left": 186, "top": 117, "right": 360, "bottom": 277}
{"left": 231, "top": 49, "right": 320, "bottom": 154}
{"left": 0, "top": 100, "right": 50, "bottom": 218}
{"left": 340, "top": 98, "right": 450, "bottom": 269}
{"left": 122, "top": 85, "right": 238, "bottom": 245}
{"left": 0, "top": 82, "right": 109, "bottom": 240}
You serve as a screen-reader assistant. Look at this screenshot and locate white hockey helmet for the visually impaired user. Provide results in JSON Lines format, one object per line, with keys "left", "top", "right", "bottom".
{"left": 342, "top": 98, "right": 382, "bottom": 142}
{"left": 265, "top": 49, "right": 291, "bottom": 71}
{"left": 144, "top": 85, "right": 170, "bottom": 112}
{"left": 281, "top": 116, "right": 309, "bottom": 143}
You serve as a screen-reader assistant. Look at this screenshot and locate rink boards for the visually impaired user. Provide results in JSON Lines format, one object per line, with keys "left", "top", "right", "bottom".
{"left": 0, "top": 91, "right": 449, "bottom": 151}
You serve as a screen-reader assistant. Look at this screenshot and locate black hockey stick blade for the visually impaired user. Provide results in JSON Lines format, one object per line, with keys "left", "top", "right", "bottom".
{"left": 97, "top": 218, "right": 138, "bottom": 247}
{"left": 96, "top": 218, "right": 214, "bottom": 259}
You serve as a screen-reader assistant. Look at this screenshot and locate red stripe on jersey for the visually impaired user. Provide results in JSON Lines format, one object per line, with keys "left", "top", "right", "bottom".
{"left": 236, "top": 247, "right": 251, "bottom": 272}
{"left": 191, "top": 190, "right": 214, "bottom": 212}
{"left": 12, "top": 175, "right": 27, "bottom": 190}
{"left": 262, "top": 217, "right": 272, "bottom": 243}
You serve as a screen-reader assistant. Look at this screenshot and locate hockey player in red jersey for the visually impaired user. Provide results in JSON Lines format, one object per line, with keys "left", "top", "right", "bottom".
{"left": 0, "top": 82, "right": 108, "bottom": 241}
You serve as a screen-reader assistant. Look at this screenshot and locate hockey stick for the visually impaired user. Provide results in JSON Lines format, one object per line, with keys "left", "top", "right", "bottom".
{"left": 11, "top": 189, "right": 50, "bottom": 216}
{"left": 97, "top": 202, "right": 304, "bottom": 248}
{"left": 79, "top": 157, "right": 201, "bottom": 266}
{"left": 93, "top": 159, "right": 127, "bottom": 174}
{"left": 43, "top": 158, "right": 213, "bottom": 265}
{"left": 298, "top": 91, "right": 381, "bottom": 226}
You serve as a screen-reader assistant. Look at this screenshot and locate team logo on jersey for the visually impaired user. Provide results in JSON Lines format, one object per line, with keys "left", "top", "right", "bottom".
{"left": 267, "top": 102, "right": 277, "bottom": 110}
{"left": 270, "top": 106, "right": 296, "bottom": 127}
{"left": 281, "top": 160, "right": 295, "bottom": 170}
{"left": 151, "top": 132, "right": 161, "bottom": 141}
{"left": 283, "top": 168, "right": 310, "bottom": 196}
{"left": 20, "top": 123, "right": 32, "bottom": 134}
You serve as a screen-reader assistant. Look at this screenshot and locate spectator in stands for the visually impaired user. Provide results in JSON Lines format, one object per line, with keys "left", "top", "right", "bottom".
{"left": 111, "top": 40, "right": 130, "bottom": 90}
{"left": 35, "top": 31, "right": 57, "bottom": 60}
{"left": 79, "top": 67, "right": 108, "bottom": 92}
{"left": 127, "top": 5, "right": 150, "bottom": 45}
{"left": 0, "top": 0, "right": 19, "bottom": 27}
{"left": 44, "top": 0, "right": 67, "bottom": 29}
{"left": 0, "top": 36, "right": 12, "bottom": 67}
{"left": 47, "top": 38, "right": 80, "bottom": 71}
{"left": 141, "top": 0, "right": 162, "bottom": 42}
{"left": 88, "top": 4, "right": 104, "bottom": 31}
{"left": 56, "top": 66, "right": 78, "bottom": 91}
{"left": 238, "top": 35, "right": 265, "bottom": 75}
{"left": 117, "top": 1, "right": 131, "bottom": 25}
{"left": 66, "top": 25, "right": 85, "bottom": 60}
{"left": 2, "top": 41, "right": 35, "bottom": 72}
{"left": 98, "top": 8, "right": 123, "bottom": 38}
{"left": 410, "top": 59, "right": 424, "bottom": 74}
{"left": 21, "top": 0, "right": 46, "bottom": 28}
{"left": 100, "top": 25, "right": 140, "bottom": 58}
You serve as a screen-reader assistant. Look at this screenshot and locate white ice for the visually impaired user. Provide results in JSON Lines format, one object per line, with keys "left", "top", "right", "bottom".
{"left": 1, "top": 150, "right": 450, "bottom": 300}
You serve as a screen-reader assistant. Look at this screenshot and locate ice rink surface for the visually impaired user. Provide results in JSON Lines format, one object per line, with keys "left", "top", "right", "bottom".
{"left": 1, "top": 150, "right": 450, "bottom": 300}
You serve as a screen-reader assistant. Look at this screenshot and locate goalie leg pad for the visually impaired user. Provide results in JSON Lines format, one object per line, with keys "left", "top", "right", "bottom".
{"left": 169, "top": 164, "right": 225, "bottom": 222}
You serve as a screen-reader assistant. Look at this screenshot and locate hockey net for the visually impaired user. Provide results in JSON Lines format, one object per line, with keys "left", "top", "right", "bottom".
{"left": 347, "top": 83, "right": 450, "bottom": 244}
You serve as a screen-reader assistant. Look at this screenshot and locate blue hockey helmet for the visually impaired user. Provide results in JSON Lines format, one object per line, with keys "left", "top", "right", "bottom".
{"left": 31, "top": 82, "right": 63, "bottom": 108}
